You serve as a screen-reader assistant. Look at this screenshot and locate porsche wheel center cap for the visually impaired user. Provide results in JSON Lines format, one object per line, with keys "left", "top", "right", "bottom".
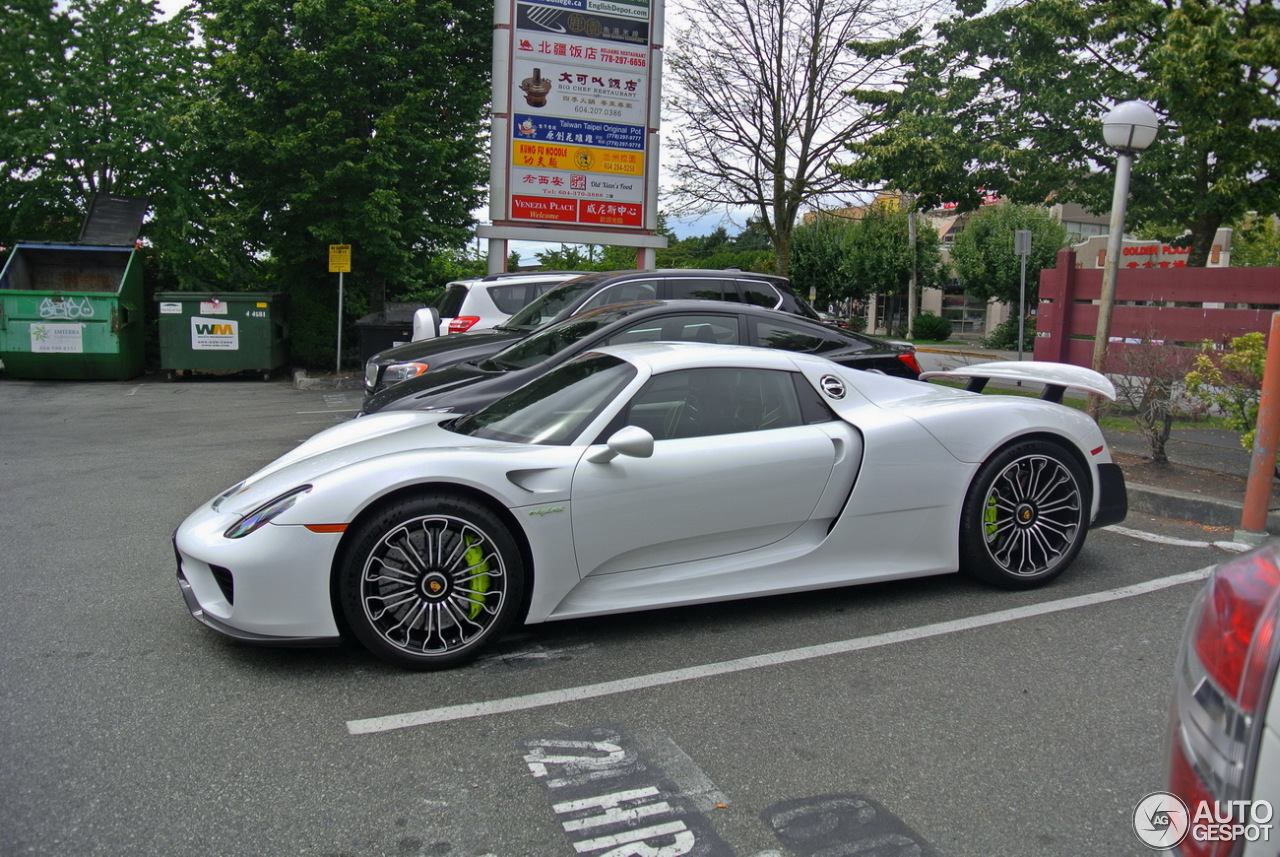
{"left": 1015, "top": 503, "right": 1038, "bottom": 527}
{"left": 418, "top": 571, "right": 451, "bottom": 601}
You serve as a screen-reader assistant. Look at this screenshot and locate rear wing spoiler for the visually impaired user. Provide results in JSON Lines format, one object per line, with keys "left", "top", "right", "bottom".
{"left": 919, "top": 361, "right": 1116, "bottom": 404}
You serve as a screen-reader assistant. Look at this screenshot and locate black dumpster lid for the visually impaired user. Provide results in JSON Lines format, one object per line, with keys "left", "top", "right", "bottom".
{"left": 77, "top": 194, "right": 149, "bottom": 245}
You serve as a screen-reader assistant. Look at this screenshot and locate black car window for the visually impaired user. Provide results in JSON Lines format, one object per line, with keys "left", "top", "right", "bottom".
{"left": 664, "top": 278, "right": 727, "bottom": 301}
{"left": 487, "top": 304, "right": 651, "bottom": 371}
{"left": 737, "top": 279, "right": 780, "bottom": 309}
{"left": 578, "top": 279, "right": 660, "bottom": 313}
{"left": 450, "top": 354, "right": 636, "bottom": 445}
{"left": 795, "top": 374, "right": 839, "bottom": 424}
{"left": 753, "top": 317, "right": 867, "bottom": 354}
{"left": 622, "top": 367, "right": 804, "bottom": 440}
{"left": 604, "top": 314, "right": 739, "bottom": 347}
{"left": 436, "top": 283, "right": 470, "bottom": 317}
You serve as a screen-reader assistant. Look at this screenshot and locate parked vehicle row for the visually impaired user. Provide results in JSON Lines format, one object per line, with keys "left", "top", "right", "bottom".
{"left": 361, "top": 300, "right": 922, "bottom": 416}
{"left": 364, "top": 268, "right": 821, "bottom": 397}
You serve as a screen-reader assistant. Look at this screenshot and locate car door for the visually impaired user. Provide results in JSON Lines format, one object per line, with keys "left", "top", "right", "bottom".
{"left": 569, "top": 366, "right": 846, "bottom": 578}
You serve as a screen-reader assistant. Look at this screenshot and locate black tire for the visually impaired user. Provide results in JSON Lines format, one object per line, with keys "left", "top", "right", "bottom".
{"left": 959, "top": 440, "right": 1089, "bottom": 589}
{"left": 338, "top": 493, "right": 525, "bottom": 669}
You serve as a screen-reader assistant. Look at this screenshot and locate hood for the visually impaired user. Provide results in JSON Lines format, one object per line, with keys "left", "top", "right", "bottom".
{"left": 212, "top": 412, "right": 502, "bottom": 515}
{"left": 371, "top": 328, "right": 522, "bottom": 367}
{"left": 364, "top": 360, "right": 500, "bottom": 414}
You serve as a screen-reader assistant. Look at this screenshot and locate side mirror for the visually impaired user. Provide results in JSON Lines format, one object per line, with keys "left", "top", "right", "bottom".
{"left": 586, "top": 425, "right": 655, "bottom": 463}
{"left": 412, "top": 307, "right": 441, "bottom": 341}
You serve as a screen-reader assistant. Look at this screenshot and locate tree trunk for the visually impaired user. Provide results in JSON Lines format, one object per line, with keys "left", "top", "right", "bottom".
{"left": 1185, "top": 212, "right": 1224, "bottom": 268}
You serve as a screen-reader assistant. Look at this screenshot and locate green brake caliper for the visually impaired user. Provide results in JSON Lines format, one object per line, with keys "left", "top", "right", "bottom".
{"left": 984, "top": 492, "right": 999, "bottom": 541}
{"left": 463, "top": 534, "right": 491, "bottom": 619}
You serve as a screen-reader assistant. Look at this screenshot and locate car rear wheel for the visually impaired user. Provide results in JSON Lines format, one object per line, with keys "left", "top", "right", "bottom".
{"left": 338, "top": 493, "right": 524, "bottom": 669}
{"left": 959, "top": 441, "right": 1089, "bottom": 589}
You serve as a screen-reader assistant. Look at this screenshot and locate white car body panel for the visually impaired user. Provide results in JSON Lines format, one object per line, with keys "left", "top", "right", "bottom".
{"left": 174, "top": 343, "right": 1124, "bottom": 649}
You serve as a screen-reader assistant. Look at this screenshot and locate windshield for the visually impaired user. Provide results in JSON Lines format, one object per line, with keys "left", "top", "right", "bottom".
{"left": 501, "top": 275, "right": 606, "bottom": 330}
{"left": 450, "top": 354, "right": 636, "bottom": 445}
{"left": 486, "top": 303, "right": 652, "bottom": 371}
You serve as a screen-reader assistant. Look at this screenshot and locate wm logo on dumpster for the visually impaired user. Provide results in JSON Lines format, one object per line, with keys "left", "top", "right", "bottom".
{"left": 190, "top": 316, "right": 239, "bottom": 351}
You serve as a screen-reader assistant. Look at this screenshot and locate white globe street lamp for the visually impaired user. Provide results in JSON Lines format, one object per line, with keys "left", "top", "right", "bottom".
{"left": 1088, "top": 100, "right": 1160, "bottom": 418}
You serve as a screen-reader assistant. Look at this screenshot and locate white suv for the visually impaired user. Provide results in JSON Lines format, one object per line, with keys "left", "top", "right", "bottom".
{"left": 415, "top": 271, "right": 584, "bottom": 339}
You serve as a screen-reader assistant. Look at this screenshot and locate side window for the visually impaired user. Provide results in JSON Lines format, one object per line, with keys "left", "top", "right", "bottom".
{"left": 604, "top": 314, "right": 739, "bottom": 347}
{"left": 621, "top": 367, "right": 804, "bottom": 440}
{"left": 487, "top": 283, "right": 533, "bottom": 314}
{"left": 737, "top": 279, "right": 779, "bottom": 309}
{"left": 579, "top": 279, "right": 659, "bottom": 312}
{"left": 664, "top": 278, "right": 726, "bottom": 301}
{"left": 794, "top": 374, "right": 839, "bottom": 424}
{"left": 752, "top": 318, "right": 864, "bottom": 355}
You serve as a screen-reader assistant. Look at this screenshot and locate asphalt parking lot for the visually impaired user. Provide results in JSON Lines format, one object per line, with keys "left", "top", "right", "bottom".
{"left": 0, "top": 375, "right": 1236, "bottom": 857}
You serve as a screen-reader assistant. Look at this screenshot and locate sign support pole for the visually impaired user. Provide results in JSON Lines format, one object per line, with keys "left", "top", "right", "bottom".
{"left": 329, "top": 244, "right": 352, "bottom": 374}
{"left": 336, "top": 271, "right": 344, "bottom": 374}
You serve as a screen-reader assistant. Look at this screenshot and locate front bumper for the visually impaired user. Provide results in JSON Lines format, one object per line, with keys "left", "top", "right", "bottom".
{"left": 1091, "top": 462, "right": 1128, "bottom": 528}
{"left": 177, "top": 568, "right": 340, "bottom": 647}
{"left": 172, "top": 504, "right": 345, "bottom": 646}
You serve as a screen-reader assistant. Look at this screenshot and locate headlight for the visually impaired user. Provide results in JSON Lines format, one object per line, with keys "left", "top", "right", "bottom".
{"left": 224, "top": 486, "right": 312, "bottom": 539}
{"left": 382, "top": 362, "right": 430, "bottom": 385}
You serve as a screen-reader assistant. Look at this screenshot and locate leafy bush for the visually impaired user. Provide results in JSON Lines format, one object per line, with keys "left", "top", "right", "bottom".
{"left": 1185, "top": 332, "right": 1266, "bottom": 449}
{"left": 912, "top": 311, "right": 951, "bottom": 341}
{"left": 982, "top": 315, "right": 1036, "bottom": 351}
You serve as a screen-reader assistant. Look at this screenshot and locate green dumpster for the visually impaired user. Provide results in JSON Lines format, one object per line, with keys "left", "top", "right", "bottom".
{"left": 0, "top": 242, "right": 147, "bottom": 380}
{"left": 155, "top": 292, "right": 289, "bottom": 379}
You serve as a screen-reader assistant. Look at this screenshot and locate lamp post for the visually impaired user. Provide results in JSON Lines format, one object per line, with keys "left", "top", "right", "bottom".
{"left": 1087, "top": 100, "right": 1160, "bottom": 418}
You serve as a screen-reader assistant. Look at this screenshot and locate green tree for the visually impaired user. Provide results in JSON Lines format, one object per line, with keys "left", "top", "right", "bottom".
{"left": 790, "top": 215, "right": 857, "bottom": 309}
{"left": 0, "top": 0, "right": 197, "bottom": 247}
{"left": 846, "top": 203, "right": 945, "bottom": 298}
{"left": 846, "top": 0, "right": 1280, "bottom": 267}
{"left": 1232, "top": 215, "right": 1280, "bottom": 267}
{"left": 534, "top": 244, "right": 598, "bottom": 271}
{"left": 197, "top": 0, "right": 491, "bottom": 361}
{"left": 949, "top": 204, "right": 1068, "bottom": 304}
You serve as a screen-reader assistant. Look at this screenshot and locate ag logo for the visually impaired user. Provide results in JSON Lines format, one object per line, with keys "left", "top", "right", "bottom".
{"left": 1133, "top": 791, "right": 1189, "bottom": 849}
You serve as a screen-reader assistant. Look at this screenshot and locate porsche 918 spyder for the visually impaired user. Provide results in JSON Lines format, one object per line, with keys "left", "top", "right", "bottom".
{"left": 174, "top": 343, "right": 1127, "bottom": 669}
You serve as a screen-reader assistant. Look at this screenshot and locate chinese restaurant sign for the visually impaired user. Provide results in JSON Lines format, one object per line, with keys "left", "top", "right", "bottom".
{"left": 505, "top": 0, "right": 655, "bottom": 229}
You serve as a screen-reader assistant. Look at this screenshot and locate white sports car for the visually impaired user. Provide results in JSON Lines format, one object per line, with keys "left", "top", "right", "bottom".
{"left": 174, "top": 343, "right": 1128, "bottom": 669}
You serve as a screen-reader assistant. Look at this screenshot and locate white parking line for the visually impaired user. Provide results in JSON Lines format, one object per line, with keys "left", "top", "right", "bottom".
{"left": 346, "top": 567, "right": 1213, "bottom": 735}
{"left": 1103, "top": 524, "right": 1252, "bottom": 552}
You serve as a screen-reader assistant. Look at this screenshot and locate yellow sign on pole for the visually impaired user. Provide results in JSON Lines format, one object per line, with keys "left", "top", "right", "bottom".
{"left": 328, "top": 244, "right": 352, "bottom": 273}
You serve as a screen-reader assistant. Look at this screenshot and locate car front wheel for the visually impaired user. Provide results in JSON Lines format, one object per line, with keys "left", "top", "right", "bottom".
{"left": 338, "top": 493, "right": 524, "bottom": 669}
{"left": 959, "top": 441, "right": 1089, "bottom": 589}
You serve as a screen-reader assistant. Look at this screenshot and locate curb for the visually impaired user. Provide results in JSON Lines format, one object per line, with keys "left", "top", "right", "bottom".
{"left": 292, "top": 368, "right": 363, "bottom": 391}
{"left": 1125, "top": 481, "right": 1280, "bottom": 533}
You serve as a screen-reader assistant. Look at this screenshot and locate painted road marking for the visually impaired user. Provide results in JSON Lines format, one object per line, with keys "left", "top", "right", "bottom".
{"left": 764, "top": 794, "right": 937, "bottom": 856}
{"left": 521, "top": 725, "right": 734, "bottom": 857}
{"left": 1103, "top": 524, "right": 1251, "bottom": 552}
{"left": 346, "top": 567, "right": 1213, "bottom": 735}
